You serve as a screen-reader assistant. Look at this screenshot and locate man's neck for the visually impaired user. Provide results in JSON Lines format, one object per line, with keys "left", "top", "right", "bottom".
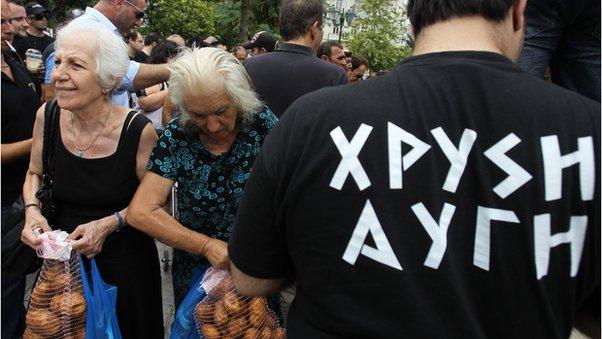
{"left": 93, "top": 2, "right": 116, "bottom": 28}
{"left": 26, "top": 27, "right": 45, "bottom": 38}
{"left": 283, "top": 37, "right": 317, "bottom": 52}
{"left": 412, "top": 17, "right": 506, "bottom": 58}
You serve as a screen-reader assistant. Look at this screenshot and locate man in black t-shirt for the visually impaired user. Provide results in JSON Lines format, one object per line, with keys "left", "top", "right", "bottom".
{"left": 229, "top": 0, "right": 600, "bottom": 338}
{"left": 13, "top": 2, "right": 53, "bottom": 82}
{"left": 1, "top": 2, "right": 40, "bottom": 337}
{"left": 244, "top": 0, "right": 347, "bottom": 118}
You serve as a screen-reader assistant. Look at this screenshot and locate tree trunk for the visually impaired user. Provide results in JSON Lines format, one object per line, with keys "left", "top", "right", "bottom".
{"left": 240, "top": 0, "right": 251, "bottom": 42}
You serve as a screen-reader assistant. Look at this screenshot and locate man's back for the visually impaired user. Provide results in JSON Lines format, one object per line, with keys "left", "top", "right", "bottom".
{"left": 244, "top": 42, "right": 347, "bottom": 117}
{"left": 230, "top": 51, "right": 600, "bottom": 338}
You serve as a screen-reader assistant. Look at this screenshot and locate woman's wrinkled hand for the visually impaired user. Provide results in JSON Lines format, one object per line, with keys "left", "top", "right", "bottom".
{"left": 68, "top": 218, "right": 114, "bottom": 258}
{"left": 203, "top": 239, "right": 230, "bottom": 270}
{"left": 21, "top": 208, "right": 52, "bottom": 250}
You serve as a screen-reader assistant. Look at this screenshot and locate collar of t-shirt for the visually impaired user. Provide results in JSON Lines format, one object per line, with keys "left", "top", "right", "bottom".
{"left": 400, "top": 50, "right": 514, "bottom": 69}
{"left": 77, "top": 6, "right": 119, "bottom": 34}
{"left": 276, "top": 43, "right": 315, "bottom": 57}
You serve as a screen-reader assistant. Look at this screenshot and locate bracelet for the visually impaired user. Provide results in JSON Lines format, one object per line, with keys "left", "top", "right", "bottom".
{"left": 24, "top": 203, "right": 40, "bottom": 211}
{"left": 113, "top": 212, "right": 125, "bottom": 231}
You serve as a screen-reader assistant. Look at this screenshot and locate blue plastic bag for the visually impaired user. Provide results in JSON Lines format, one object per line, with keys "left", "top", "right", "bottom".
{"left": 80, "top": 256, "right": 122, "bottom": 339}
{"left": 170, "top": 265, "right": 210, "bottom": 339}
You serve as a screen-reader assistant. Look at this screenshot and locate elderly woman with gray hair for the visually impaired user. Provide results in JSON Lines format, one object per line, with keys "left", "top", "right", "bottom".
{"left": 127, "top": 47, "right": 278, "bottom": 308}
{"left": 21, "top": 24, "right": 164, "bottom": 337}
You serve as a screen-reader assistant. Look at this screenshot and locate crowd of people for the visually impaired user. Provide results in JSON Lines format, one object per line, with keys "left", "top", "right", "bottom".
{"left": 1, "top": 0, "right": 599, "bottom": 338}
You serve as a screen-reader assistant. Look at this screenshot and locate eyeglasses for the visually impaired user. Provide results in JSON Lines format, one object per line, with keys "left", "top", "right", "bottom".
{"left": 30, "top": 13, "right": 48, "bottom": 21}
{"left": 123, "top": 0, "right": 145, "bottom": 19}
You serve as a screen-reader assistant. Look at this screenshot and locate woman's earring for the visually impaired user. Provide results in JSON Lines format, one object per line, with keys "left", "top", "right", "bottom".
{"left": 102, "top": 88, "right": 110, "bottom": 95}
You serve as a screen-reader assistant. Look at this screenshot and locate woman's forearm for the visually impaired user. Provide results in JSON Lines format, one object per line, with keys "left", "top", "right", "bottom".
{"left": 128, "top": 203, "right": 212, "bottom": 256}
{"left": 22, "top": 169, "right": 42, "bottom": 205}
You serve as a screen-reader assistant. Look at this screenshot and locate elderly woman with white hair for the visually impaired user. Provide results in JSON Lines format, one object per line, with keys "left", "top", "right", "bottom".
{"left": 20, "top": 25, "right": 164, "bottom": 337}
{"left": 127, "top": 47, "right": 279, "bottom": 309}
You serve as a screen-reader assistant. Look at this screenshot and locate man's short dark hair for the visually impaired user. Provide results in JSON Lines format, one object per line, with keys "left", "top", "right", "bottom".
{"left": 316, "top": 41, "right": 343, "bottom": 58}
{"left": 351, "top": 54, "right": 369, "bottom": 70}
{"left": 124, "top": 30, "right": 140, "bottom": 42}
{"left": 148, "top": 40, "right": 180, "bottom": 64}
{"left": 144, "top": 32, "right": 162, "bottom": 46}
{"left": 279, "top": 0, "right": 325, "bottom": 41}
{"left": 407, "top": 0, "right": 517, "bottom": 36}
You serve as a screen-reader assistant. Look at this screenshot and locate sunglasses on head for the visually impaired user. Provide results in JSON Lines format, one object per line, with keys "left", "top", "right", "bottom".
{"left": 123, "top": 0, "right": 145, "bottom": 19}
{"left": 30, "top": 13, "right": 48, "bottom": 21}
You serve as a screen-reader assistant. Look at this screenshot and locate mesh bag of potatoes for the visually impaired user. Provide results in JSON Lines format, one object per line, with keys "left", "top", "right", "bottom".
{"left": 25, "top": 251, "right": 86, "bottom": 339}
{"left": 194, "top": 268, "right": 285, "bottom": 339}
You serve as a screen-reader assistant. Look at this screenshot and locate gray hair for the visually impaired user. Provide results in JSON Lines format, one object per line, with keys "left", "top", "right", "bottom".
{"left": 169, "top": 47, "right": 263, "bottom": 132}
{"left": 55, "top": 24, "right": 129, "bottom": 94}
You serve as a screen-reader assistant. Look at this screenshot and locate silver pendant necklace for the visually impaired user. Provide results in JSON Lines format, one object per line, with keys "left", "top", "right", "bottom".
{"left": 71, "top": 108, "right": 112, "bottom": 157}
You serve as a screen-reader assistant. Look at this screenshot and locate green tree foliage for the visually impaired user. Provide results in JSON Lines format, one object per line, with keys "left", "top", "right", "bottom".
{"left": 209, "top": 1, "right": 241, "bottom": 47}
{"left": 144, "top": 0, "right": 216, "bottom": 40}
{"left": 203, "top": 0, "right": 281, "bottom": 47}
{"left": 250, "top": 0, "right": 280, "bottom": 33}
{"left": 347, "top": 0, "right": 412, "bottom": 72}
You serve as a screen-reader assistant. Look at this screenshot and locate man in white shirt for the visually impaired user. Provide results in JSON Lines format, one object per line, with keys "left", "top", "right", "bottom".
{"left": 45, "top": 0, "right": 169, "bottom": 107}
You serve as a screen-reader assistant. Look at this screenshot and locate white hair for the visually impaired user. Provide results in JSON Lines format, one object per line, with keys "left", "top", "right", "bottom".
{"left": 169, "top": 47, "right": 263, "bottom": 130}
{"left": 55, "top": 24, "right": 129, "bottom": 93}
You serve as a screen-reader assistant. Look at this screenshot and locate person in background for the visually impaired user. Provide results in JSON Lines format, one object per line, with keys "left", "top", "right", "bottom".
{"left": 517, "top": 0, "right": 600, "bottom": 102}
{"left": 232, "top": 44, "right": 247, "bottom": 63}
{"left": 13, "top": 2, "right": 53, "bottom": 82}
{"left": 348, "top": 54, "right": 369, "bottom": 82}
{"left": 244, "top": 0, "right": 347, "bottom": 118}
{"left": 242, "top": 30, "right": 277, "bottom": 57}
{"left": 228, "top": 0, "right": 600, "bottom": 338}
{"left": 7, "top": 0, "right": 28, "bottom": 41}
{"left": 317, "top": 40, "right": 347, "bottom": 69}
{"left": 142, "top": 31, "right": 162, "bottom": 59}
{"left": 167, "top": 33, "right": 186, "bottom": 47}
{"left": 136, "top": 39, "right": 180, "bottom": 132}
{"left": 1, "top": 1, "right": 40, "bottom": 336}
{"left": 342, "top": 47, "right": 352, "bottom": 70}
{"left": 44, "top": 0, "right": 171, "bottom": 108}
{"left": 21, "top": 24, "right": 164, "bottom": 338}
{"left": 127, "top": 48, "right": 280, "bottom": 315}
{"left": 125, "top": 29, "right": 147, "bottom": 62}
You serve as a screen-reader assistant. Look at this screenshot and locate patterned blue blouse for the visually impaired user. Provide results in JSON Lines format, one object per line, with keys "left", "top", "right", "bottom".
{"left": 147, "top": 106, "right": 278, "bottom": 305}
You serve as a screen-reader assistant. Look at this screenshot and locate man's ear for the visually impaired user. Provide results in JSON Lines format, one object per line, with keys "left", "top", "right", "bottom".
{"left": 319, "top": 55, "right": 328, "bottom": 61}
{"left": 512, "top": 0, "right": 527, "bottom": 32}
{"left": 114, "top": 0, "right": 125, "bottom": 9}
{"left": 309, "top": 20, "right": 321, "bottom": 38}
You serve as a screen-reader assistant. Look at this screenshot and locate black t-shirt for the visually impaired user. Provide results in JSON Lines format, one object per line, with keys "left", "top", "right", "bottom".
{"left": 1, "top": 53, "right": 40, "bottom": 206}
{"left": 244, "top": 43, "right": 348, "bottom": 118}
{"left": 229, "top": 51, "right": 601, "bottom": 338}
{"left": 13, "top": 32, "right": 55, "bottom": 61}
{"left": 14, "top": 33, "right": 54, "bottom": 83}
{"left": 132, "top": 51, "right": 148, "bottom": 63}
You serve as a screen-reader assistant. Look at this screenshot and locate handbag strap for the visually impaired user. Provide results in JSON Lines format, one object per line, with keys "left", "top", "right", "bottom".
{"left": 41, "top": 99, "right": 59, "bottom": 181}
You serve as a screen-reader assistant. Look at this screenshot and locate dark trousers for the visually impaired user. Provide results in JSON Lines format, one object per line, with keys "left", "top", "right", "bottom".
{"left": 1, "top": 202, "right": 26, "bottom": 339}
{"left": 517, "top": 0, "right": 600, "bottom": 102}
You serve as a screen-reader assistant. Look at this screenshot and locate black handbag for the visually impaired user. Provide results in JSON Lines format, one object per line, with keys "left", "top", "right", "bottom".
{"left": 35, "top": 98, "right": 59, "bottom": 220}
